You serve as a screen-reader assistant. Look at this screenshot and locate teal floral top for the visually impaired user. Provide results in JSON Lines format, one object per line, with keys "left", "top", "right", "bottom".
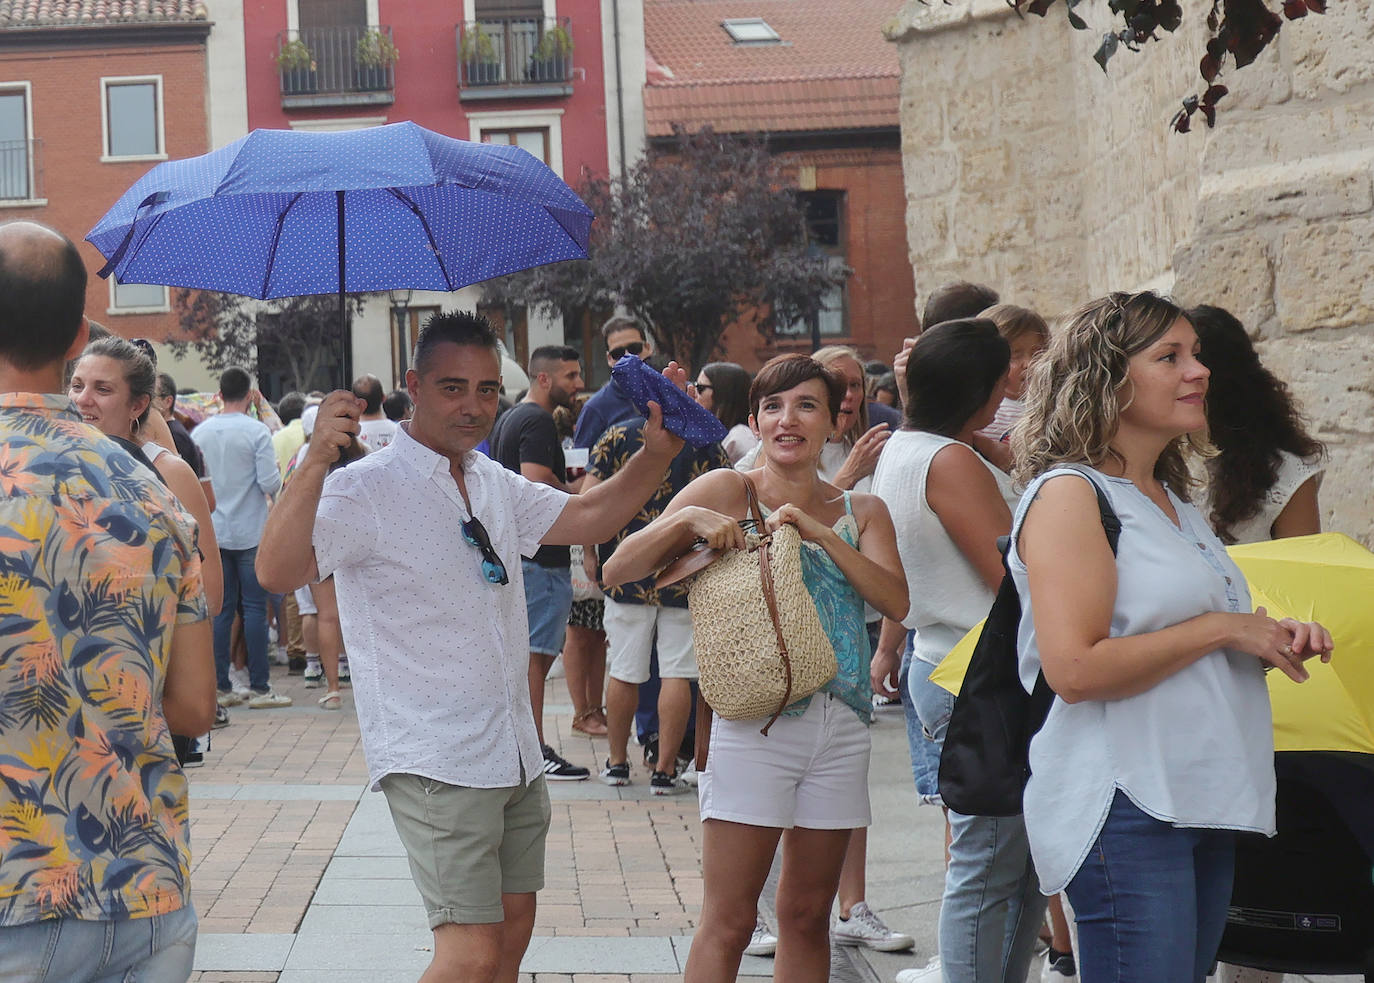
{"left": 764, "top": 494, "right": 872, "bottom": 724}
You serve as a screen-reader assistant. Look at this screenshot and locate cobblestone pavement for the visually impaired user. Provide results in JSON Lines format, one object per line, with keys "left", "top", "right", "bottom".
{"left": 183, "top": 665, "right": 1352, "bottom": 983}
{"left": 182, "top": 664, "right": 937, "bottom": 982}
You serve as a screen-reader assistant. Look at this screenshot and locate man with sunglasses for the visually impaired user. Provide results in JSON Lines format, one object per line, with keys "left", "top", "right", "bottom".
{"left": 256, "top": 310, "right": 685, "bottom": 983}
{"left": 571, "top": 314, "right": 653, "bottom": 452}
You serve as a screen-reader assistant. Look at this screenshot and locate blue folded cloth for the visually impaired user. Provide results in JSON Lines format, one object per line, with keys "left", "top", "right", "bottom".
{"left": 610, "top": 354, "right": 728, "bottom": 449}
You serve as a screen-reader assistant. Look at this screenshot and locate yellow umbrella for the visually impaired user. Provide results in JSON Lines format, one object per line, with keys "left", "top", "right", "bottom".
{"left": 930, "top": 532, "right": 1374, "bottom": 754}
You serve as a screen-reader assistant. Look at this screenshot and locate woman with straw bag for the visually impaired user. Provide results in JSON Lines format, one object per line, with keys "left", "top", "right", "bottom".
{"left": 603, "top": 354, "right": 908, "bottom": 982}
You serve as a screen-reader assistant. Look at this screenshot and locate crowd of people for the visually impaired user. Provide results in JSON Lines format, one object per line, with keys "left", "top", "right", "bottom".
{"left": 0, "top": 214, "right": 1344, "bottom": 983}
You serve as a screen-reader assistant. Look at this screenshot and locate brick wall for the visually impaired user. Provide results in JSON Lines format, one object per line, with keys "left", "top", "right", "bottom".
{"left": 0, "top": 37, "right": 208, "bottom": 343}
{"left": 718, "top": 145, "right": 918, "bottom": 371}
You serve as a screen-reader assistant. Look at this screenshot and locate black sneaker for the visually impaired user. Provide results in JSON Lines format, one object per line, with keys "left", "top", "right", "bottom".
{"left": 600, "top": 759, "right": 631, "bottom": 786}
{"left": 1044, "top": 948, "right": 1077, "bottom": 979}
{"left": 287, "top": 656, "right": 307, "bottom": 675}
{"left": 541, "top": 744, "right": 589, "bottom": 781}
{"left": 650, "top": 770, "right": 689, "bottom": 796}
{"left": 212, "top": 705, "right": 230, "bottom": 728}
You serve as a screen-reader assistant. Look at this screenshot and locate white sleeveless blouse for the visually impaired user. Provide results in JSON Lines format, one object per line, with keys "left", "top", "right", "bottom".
{"left": 1007, "top": 466, "right": 1275, "bottom": 894}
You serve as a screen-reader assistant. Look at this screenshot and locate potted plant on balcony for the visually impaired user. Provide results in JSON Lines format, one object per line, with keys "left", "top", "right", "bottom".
{"left": 276, "top": 38, "right": 318, "bottom": 96}
{"left": 460, "top": 25, "right": 501, "bottom": 86}
{"left": 354, "top": 29, "right": 399, "bottom": 91}
{"left": 528, "top": 25, "right": 572, "bottom": 82}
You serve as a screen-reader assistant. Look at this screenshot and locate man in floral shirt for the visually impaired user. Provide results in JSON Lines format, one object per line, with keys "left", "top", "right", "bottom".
{"left": 0, "top": 222, "right": 214, "bottom": 980}
{"left": 585, "top": 416, "right": 729, "bottom": 794}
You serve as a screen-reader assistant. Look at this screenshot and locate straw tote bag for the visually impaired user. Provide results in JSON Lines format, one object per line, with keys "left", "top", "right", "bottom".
{"left": 659, "top": 473, "right": 837, "bottom": 734}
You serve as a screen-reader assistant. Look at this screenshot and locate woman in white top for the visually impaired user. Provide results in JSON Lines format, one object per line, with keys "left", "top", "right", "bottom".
{"left": 694, "top": 361, "right": 757, "bottom": 466}
{"left": 870, "top": 319, "right": 1039, "bottom": 983}
{"left": 1191, "top": 307, "right": 1324, "bottom": 983}
{"left": 1190, "top": 304, "right": 1324, "bottom": 546}
{"left": 1009, "top": 291, "right": 1332, "bottom": 982}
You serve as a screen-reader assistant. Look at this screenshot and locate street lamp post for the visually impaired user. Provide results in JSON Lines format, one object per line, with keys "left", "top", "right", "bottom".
{"left": 388, "top": 288, "right": 413, "bottom": 389}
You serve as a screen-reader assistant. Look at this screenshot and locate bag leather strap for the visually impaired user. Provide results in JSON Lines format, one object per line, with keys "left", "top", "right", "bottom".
{"left": 742, "top": 473, "right": 793, "bottom": 736}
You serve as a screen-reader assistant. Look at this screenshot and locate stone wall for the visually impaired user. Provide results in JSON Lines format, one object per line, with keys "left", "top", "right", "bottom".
{"left": 886, "top": 0, "right": 1374, "bottom": 543}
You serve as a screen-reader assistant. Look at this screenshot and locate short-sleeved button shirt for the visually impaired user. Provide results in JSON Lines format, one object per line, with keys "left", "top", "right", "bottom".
{"left": 313, "top": 423, "right": 568, "bottom": 790}
{"left": 0, "top": 394, "right": 207, "bottom": 926}
{"left": 588, "top": 418, "right": 730, "bottom": 608}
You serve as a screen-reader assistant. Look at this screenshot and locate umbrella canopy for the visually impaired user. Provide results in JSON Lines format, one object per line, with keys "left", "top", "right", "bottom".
{"left": 931, "top": 532, "right": 1374, "bottom": 754}
{"left": 86, "top": 120, "right": 593, "bottom": 301}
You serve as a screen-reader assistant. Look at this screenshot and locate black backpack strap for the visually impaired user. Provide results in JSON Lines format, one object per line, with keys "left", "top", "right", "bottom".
{"left": 1026, "top": 466, "right": 1122, "bottom": 727}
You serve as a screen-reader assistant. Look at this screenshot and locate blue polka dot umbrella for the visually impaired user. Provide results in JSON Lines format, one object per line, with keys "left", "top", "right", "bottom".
{"left": 86, "top": 120, "right": 594, "bottom": 355}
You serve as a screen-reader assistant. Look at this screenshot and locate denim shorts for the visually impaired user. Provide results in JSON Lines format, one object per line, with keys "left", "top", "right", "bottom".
{"left": 0, "top": 906, "right": 197, "bottom": 983}
{"left": 522, "top": 560, "right": 573, "bottom": 656}
{"left": 904, "top": 636, "right": 955, "bottom": 805}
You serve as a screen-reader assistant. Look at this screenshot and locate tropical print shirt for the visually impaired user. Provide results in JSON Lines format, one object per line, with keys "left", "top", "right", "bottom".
{"left": 589, "top": 418, "right": 729, "bottom": 608}
{"left": 0, "top": 393, "right": 207, "bottom": 926}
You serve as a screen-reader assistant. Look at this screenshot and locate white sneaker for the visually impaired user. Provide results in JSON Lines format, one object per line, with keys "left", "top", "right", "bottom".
{"left": 895, "top": 955, "right": 943, "bottom": 983}
{"left": 831, "top": 901, "right": 914, "bottom": 952}
{"left": 228, "top": 666, "right": 251, "bottom": 698}
{"left": 744, "top": 915, "right": 777, "bottom": 957}
{"left": 678, "top": 764, "right": 699, "bottom": 787}
{"left": 246, "top": 688, "right": 293, "bottom": 709}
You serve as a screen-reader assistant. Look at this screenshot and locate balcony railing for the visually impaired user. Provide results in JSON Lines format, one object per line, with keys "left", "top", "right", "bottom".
{"left": 276, "top": 25, "right": 396, "bottom": 106}
{"left": 0, "top": 138, "right": 40, "bottom": 201}
{"left": 457, "top": 17, "right": 574, "bottom": 97}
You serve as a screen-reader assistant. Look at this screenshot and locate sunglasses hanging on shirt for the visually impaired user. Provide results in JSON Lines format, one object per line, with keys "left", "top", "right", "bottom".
{"left": 461, "top": 515, "right": 509, "bottom": 585}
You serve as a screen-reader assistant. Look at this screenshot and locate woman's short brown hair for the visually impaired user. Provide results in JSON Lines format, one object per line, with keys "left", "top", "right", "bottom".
{"left": 748, "top": 354, "right": 845, "bottom": 425}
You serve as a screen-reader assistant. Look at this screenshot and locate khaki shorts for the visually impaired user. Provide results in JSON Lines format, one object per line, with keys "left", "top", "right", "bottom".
{"left": 379, "top": 773, "right": 551, "bottom": 927}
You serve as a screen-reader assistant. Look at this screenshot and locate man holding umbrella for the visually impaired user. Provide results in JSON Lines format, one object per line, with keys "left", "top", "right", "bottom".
{"left": 257, "top": 311, "right": 686, "bottom": 983}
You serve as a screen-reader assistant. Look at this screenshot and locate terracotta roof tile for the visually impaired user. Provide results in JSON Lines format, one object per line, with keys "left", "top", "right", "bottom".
{"left": 645, "top": 76, "right": 899, "bottom": 136}
{"left": 0, "top": 0, "right": 209, "bottom": 29}
{"left": 644, "top": 0, "right": 899, "bottom": 135}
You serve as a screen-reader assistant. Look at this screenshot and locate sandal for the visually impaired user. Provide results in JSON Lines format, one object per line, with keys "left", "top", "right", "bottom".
{"left": 572, "top": 707, "right": 608, "bottom": 736}
{"left": 318, "top": 691, "right": 342, "bottom": 711}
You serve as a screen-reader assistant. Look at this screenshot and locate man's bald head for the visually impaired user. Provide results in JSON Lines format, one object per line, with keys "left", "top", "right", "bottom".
{"left": 0, "top": 221, "right": 87, "bottom": 371}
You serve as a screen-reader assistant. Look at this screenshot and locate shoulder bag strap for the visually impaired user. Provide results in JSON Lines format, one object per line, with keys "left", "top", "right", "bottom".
{"left": 1028, "top": 466, "right": 1123, "bottom": 722}
{"left": 742, "top": 473, "right": 793, "bottom": 736}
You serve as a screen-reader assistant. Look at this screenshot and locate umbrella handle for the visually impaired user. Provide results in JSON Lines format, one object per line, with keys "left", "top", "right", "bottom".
{"left": 95, "top": 192, "right": 169, "bottom": 280}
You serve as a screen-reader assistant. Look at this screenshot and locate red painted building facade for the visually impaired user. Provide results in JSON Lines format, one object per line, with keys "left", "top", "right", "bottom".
{"left": 0, "top": 4, "right": 210, "bottom": 348}
{"left": 238, "top": 0, "right": 628, "bottom": 388}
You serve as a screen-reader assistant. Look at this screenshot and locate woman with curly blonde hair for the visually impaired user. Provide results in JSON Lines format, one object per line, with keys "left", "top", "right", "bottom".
{"left": 1007, "top": 291, "right": 1332, "bottom": 981}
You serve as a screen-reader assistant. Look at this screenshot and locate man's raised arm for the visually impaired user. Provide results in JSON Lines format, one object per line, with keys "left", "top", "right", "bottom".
{"left": 256, "top": 390, "right": 363, "bottom": 593}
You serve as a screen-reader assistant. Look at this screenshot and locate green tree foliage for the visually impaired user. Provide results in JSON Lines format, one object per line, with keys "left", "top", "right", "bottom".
{"left": 170, "top": 289, "right": 364, "bottom": 391}
{"left": 484, "top": 126, "right": 845, "bottom": 372}
{"left": 1004, "top": 0, "right": 1329, "bottom": 129}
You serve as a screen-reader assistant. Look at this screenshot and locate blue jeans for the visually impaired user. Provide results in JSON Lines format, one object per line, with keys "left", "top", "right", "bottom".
{"left": 940, "top": 810, "right": 1047, "bottom": 983}
{"left": 214, "top": 546, "right": 271, "bottom": 693}
{"left": 521, "top": 559, "right": 573, "bottom": 656}
{"left": 0, "top": 906, "right": 197, "bottom": 982}
{"left": 905, "top": 638, "right": 954, "bottom": 805}
{"left": 1066, "top": 790, "right": 1236, "bottom": 983}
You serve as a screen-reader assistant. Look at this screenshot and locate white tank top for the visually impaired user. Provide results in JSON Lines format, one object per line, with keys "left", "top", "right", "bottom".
{"left": 871, "top": 429, "right": 1018, "bottom": 665}
{"left": 1008, "top": 466, "right": 1275, "bottom": 894}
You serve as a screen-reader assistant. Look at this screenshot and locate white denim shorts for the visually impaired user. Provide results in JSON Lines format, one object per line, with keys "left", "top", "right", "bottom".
{"left": 603, "top": 600, "right": 697, "bottom": 683}
{"left": 698, "top": 693, "right": 872, "bottom": 830}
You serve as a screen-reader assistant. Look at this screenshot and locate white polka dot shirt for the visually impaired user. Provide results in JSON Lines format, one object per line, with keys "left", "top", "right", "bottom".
{"left": 314, "top": 423, "right": 568, "bottom": 790}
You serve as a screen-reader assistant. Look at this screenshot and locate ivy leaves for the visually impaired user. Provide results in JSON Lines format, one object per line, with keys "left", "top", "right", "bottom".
{"left": 1006, "top": 0, "right": 1330, "bottom": 130}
